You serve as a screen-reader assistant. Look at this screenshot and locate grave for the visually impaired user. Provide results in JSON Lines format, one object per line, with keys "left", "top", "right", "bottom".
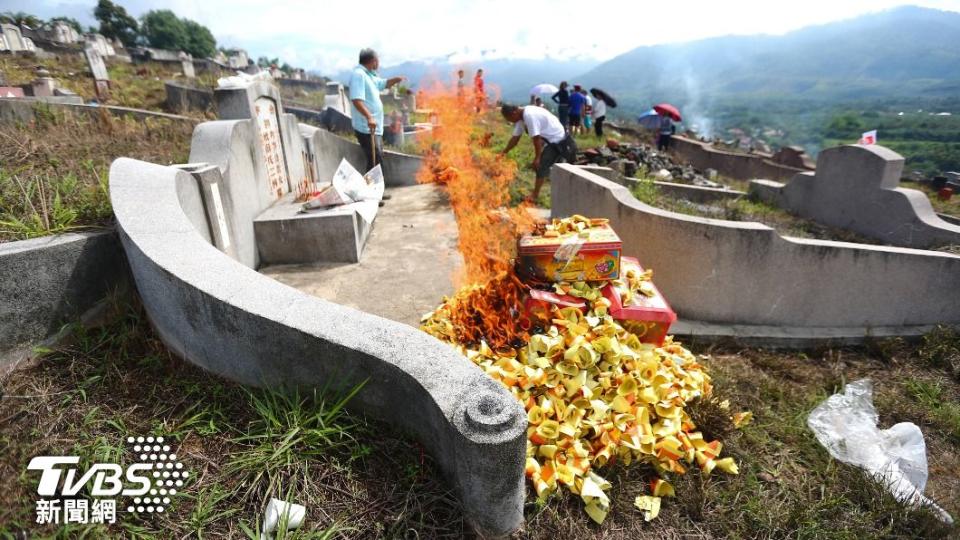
{"left": 179, "top": 52, "right": 195, "bottom": 79}
{"left": 109, "top": 79, "right": 526, "bottom": 535}
{"left": 195, "top": 80, "right": 374, "bottom": 266}
{"left": 551, "top": 162, "right": 960, "bottom": 346}
{"left": 750, "top": 144, "right": 960, "bottom": 250}
{"left": 0, "top": 24, "right": 26, "bottom": 52}
{"left": 84, "top": 45, "right": 110, "bottom": 101}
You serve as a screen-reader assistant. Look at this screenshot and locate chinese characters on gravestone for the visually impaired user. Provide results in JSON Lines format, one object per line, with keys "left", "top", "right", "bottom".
{"left": 254, "top": 97, "right": 289, "bottom": 199}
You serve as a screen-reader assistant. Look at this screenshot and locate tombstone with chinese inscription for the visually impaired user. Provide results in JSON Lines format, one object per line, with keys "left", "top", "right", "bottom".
{"left": 183, "top": 79, "right": 375, "bottom": 268}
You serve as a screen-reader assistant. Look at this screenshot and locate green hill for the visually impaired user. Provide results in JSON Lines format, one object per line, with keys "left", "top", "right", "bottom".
{"left": 580, "top": 5, "right": 960, "bottom": 113}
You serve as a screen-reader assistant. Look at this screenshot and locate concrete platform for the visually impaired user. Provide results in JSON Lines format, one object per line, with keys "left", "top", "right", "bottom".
{"left": 254, "top": 191, "right": 375, "bottom": 264}
{"left": 261, "top": 183, "right": 463, "bottom": 327}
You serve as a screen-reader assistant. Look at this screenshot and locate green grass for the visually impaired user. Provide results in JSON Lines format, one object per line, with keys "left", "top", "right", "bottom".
{"left": 2, "top": 300, "right": 959, "bottom": 538}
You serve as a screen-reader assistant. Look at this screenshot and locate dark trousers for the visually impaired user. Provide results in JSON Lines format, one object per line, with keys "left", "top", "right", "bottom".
{"left": 355, "top": 130, "right": 383, "bottom": 173}
{"left": 558, "top": 104, "right": 570, "bottom": 127}
{"left": 594, "top": 115, "right": 605, "bottom": 137}
{"left": 657, "top": 133, "right": 672, "bottom": 151}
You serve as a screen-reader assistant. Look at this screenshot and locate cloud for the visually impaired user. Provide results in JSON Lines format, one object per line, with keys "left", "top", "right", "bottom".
{"left": 5, "top": 0, "right": 960, "bottom": 75}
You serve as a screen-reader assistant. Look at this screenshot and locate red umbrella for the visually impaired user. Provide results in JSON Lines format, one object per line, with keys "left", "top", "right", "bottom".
{"left": 653, "top": 103, "right": 681, "bottom": 122}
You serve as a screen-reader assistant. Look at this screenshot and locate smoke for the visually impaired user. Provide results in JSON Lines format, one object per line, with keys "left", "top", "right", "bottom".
{"left": 680, "top": 69, "right": 714, "bottom": 139}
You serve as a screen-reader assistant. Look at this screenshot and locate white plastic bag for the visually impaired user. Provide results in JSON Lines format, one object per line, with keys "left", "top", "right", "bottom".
{"left": 217, "top": 70, "right": 273, "bottom": 89}
{"left": 260, "top": 497, "right": 305, "bottom": 540}
{"left": 807, "top": 379, "right": 953, "bottom": 523}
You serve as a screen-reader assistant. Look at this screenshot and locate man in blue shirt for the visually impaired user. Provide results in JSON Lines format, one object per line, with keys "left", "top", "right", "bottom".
{"left": 568, "top": 84, "right": 587, "bottom": 135}
{"left": 349, "top": 48, "right": 405, "bottom": 173}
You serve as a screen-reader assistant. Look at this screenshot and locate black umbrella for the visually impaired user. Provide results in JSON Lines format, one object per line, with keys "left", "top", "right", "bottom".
{"left": 590, "top": 88, "right": 617, "bottom": 108}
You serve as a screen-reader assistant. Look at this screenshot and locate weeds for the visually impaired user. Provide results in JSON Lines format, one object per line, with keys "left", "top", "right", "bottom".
{"left": 0, "top": 108, "right": 193, "bottom": 242}
{"left": 2, "top": 302, "right": 959, "bottom": 537}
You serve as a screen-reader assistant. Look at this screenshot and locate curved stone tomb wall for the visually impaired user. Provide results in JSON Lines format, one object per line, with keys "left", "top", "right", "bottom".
{"left": 750, "top": 145, "right": 960, "bottom": 250}
{"left": 109, "top": 157, "right": 527, "bottom": 536}
{"left": 551, "top": 163, "right": 960, "bottom": 344}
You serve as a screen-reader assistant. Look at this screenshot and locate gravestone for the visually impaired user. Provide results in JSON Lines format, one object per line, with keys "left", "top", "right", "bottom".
{"left": 750, "top": 145, "right": 960, "bottom": 249}
{"left": 85, "top": 46, "right": 110, "bottom": 102}
{"left": 0, "top": 24, "right": 24, "bottom": 52}
{"left": 179, "top": 52, "right": 196, "bottom": 79}
{"left": 214, "top": 80, "right": 309, "bottom": 201}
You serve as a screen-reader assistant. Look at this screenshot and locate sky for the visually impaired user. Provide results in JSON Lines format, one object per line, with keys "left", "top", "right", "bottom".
{"left": 6, "top": 0, "right": 960, "bottom": 74}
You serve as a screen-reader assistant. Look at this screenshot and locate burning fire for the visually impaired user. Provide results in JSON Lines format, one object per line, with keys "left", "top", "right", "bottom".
{"left": 417, "top": 84, "right": 745, "bottom": 525}
{"left": 417, "top": 82, "right": 535, "bottom": 349}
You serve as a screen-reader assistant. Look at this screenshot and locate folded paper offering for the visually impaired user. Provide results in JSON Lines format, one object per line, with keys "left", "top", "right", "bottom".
{"left": 422, "top": 218, "right": 747, "bottom": 523}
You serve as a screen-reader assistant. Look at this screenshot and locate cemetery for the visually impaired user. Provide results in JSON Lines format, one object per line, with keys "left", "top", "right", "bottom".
{"left": 2, "top": 8, "right": 960, "bottom": 538}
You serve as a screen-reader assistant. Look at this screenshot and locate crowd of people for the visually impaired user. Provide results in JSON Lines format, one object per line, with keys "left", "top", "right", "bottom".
{"left": 345, "top": 47, "right": 672, "bottom": 205}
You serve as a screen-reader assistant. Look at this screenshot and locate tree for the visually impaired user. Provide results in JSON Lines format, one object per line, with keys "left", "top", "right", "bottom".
{"left": 140, "top": 10, "right": 186, "bottom": 51}
{"left": 1, "top": 12, "right": 43, "bottom": 27}
{"left": 50, "top": 16, "right": 83, "bottom": 34}
{"left": 94, "top": 0, "right": 139, "bottom": 47}
{"left": 181, "top": 19, "right": 216, "bottom": 58}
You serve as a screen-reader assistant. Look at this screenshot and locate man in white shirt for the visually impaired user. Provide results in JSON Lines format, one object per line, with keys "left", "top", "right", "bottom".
{"left": 592, "top": 96, "right": 607, "bottom": 137}
{"left": 500, "top": 104, "right": 577, "bottom": 203}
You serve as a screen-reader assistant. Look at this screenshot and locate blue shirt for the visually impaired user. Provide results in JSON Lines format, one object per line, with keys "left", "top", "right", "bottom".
{"left": 659, "top": 115, "right": 674, "bottom": 135}
{"left": 569, "top": 92, "right": 586, "bottom": 115}
{"left": 349, "top": 65, "right": 387, "bottom": 135}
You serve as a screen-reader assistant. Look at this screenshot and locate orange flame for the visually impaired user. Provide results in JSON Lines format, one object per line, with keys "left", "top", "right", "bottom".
{"left": 417, "top": 82, "right": 536, "bottom": 349}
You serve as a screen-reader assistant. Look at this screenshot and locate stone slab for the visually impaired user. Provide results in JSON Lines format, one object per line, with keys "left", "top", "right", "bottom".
{"left": 253, "top": 191, "right": 374, "bottom": 264}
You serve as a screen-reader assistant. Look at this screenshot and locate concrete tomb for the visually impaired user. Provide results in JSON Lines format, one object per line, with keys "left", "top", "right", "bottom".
{"left": 109, "top": 81, "right": 527, "bottom": 535}
{"left": 551, "top": 163, "right": 960, "bottom": 346}
{"left": 751, "top": 145, "right": 960, "bottom": 250}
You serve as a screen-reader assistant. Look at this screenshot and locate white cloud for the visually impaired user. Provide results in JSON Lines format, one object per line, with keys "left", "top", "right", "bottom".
{"left": 5, "top": 0, "right": 960, "bottom": 74}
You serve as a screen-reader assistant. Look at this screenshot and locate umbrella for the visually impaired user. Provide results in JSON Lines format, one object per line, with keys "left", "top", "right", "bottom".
{"left": 589, "top": 88, "right": 617, "bottom": 108}
{"left": 653, "top": 103, "right": 681, "bottom": 122}
{"left": 637, "top": 109, "right": 661, "bottom": 130}
{"left": 529, "top": 83, "right": 559, "bottom": 95}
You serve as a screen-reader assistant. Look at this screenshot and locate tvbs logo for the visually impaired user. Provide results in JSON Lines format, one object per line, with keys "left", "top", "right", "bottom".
{"left": 28, "top": 436, "right": 189, "bottom": 525}
{"left": 29, "top": 456, "right": 153, "bottom": 497}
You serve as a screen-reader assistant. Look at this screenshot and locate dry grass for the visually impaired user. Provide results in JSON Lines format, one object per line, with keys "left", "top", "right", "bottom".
{"left": 0, "top": 106, "right": 194, "bottom": 242}
{"left": 1, "top": 300, "right": 958, "bottom": 539}
{"left": 0, "top": 55, "right": 217, "bottom": 112}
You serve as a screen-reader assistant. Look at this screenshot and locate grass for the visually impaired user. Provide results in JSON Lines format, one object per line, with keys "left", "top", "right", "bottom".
{"left": 2, "top": 299, "right": 959, "bottom": 538}
{"left": 0, "top": 54, "right": 216, "bottom": 112}
{"left": 0, "top": 106, "right": 194, "bottom": 242}
{"left": 902, "top": 180, "right": 960, "bottom": 218}
{"left": 628, "top": 179, "right": 899, "bottom": 244}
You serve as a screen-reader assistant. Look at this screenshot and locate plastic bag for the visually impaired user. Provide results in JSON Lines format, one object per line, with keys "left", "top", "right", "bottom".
{"left": 807, "top": 379, "right": 953, "bottom": 523}
{"left": 217, "top": 70, "right": 273, "bottom": 89}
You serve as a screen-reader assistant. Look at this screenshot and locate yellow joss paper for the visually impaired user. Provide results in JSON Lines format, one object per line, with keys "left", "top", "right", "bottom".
{"left": 651, "top": 478, "right": 675, "bottom": 497}
{"left": 634, "top": 495, "right": 661, "bottom": 521}
{"left": 733, "top": 411, "right": 754, "bottom": 428}
{"left": 420, "top": 258, "right": 743, "bottom": 524}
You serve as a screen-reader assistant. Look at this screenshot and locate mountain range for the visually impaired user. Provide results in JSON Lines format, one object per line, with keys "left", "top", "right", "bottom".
{"left": 365, "top": 6, "right": 960, "bottom": 117}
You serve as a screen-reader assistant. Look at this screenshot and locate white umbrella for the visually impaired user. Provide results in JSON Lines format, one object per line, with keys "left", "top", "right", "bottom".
{"left": 529, "top": 83, "right": 559, "bottom": 95}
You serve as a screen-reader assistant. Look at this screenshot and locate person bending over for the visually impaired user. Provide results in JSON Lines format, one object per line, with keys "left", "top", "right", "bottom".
{"left": 499, "top": 104, "right": 577, "bottom": 203}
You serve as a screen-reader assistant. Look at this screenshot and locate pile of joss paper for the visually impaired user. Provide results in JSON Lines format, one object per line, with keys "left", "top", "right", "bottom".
{"left": 421, "top": 215, "right": 749, "bottom": 524}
